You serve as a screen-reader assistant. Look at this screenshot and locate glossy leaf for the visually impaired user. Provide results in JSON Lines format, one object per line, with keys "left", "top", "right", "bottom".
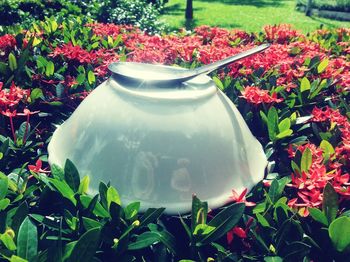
{"left": 82, "top": 217, "right": 103, "bottom": 231}
{"left": 80, "top": 195, "right": 110, "bottom": 218}
{"left": 300, "top": 77, "right": 311, "bottom": 92}
{"left": 48, "top": 178, "right": 77, "bottom": 205}
{"left": 329, "top": 216, "right": 350, "bottom": 252}
{"left": 107, "top": 186, "right": 121, "bottom": 209}
{"left": 9, "top": 53, "right": 17, "bottom": 71}
{"left": 0, "top": 176, "right": 8, "bottom": 200}
{"left": 140, "top": 208, "right": 165, "bottom": 227}
{"left": 309, "top": 208, "right": 328, "bottom": 226}
{"left": 201, "top": 203, "right": 245, "bottom": 244}
{"left": 317, "top": 58, "right": 329, "bottom": 74}
{"left": 67, "top": 227, "right": 101, "bottom": 262}
{"left": 124, "top": 202, "right": 140, "bottom": 220}
{"left": 87, "top": 71, "right": 95, "bottom": 85}
{"left": 127, "top": 232, "right": 159, "bottom": 250}
{"left": 300, "top": 148, "right": 312, "bottom": 173}
{"left": 191, "top": 195, "right": 208, "bottom": 232}
{"left": 17, "top": 217, "right": 38, "bottom": 261}
{"left": 264, "top": 257, "right": 283, "bottom": 262}
{"left": 1, "top": 232, "right": 16, "bottom": 250}
{"left": 267, "top": 106, "right": 278, "bottom": 141}
{"left": 320, "top": 140, "right": 335, "bottom": 162}
{"left": 148, "top": 223, "right": 178, "bottom": 254}
{"left": 322, "top": 183, "right": 338, "bottom": 225}
{"left": 64, "top": 159, "right": 80, "bottom": 192}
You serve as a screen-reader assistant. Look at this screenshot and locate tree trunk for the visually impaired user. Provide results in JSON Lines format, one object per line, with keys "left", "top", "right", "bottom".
{"left": 305, "top": 0, "right": 313, "bottom": 16}
{"left": 185, "top": 0, "right": 193, "bottom": 20}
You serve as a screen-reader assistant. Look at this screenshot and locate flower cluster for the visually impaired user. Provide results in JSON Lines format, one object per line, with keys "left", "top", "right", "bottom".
{"left": 240, "top": 86, "right": 283, "bottom": 105}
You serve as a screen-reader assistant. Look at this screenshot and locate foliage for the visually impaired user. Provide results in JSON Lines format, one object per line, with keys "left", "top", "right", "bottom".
{"left": 0, "top": 16, "right": 350, "bottom": 260}
{"left": 0, "top": 0, "right": 165, "bottom": 34}
{"left": 161, "top": 0, "right": 350, "bottom": 33}
{"left": 297, "top": 0, "right": 350, "bottom": 12}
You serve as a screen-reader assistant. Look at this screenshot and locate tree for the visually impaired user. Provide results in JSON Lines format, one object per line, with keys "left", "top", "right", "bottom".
{"left": 305, "top": 0, "right": 313, "bottom": 16}
{"left": 185, "top": 0, "right": 193, "bottom": 19}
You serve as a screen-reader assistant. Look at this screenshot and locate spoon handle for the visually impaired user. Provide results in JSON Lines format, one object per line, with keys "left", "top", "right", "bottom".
{"left": 194, "top": 43, "right": 270, "bottom": 75}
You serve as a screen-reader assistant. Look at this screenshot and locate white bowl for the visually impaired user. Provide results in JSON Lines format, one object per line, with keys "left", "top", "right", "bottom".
{"left": 48, "top": 66, "right": 267, "bottom": 214}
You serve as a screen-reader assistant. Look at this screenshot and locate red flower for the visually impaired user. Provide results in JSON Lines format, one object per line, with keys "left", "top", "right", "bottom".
{"left": 28, "top": 159, "right": 49, "bottom": 173}
{"left": 241, "top": 86, "right": 283, "bottom": 105}
{"left": 0, "top": 34, "right": 16, "bottom": 52}
{"left": 229, "top": 188, "right": 256, "bottom": 207}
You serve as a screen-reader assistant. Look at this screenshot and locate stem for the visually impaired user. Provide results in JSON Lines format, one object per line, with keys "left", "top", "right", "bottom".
{"left": 23, "top": 114, "right": 29, "bottom": 144}
{"left": 9, "top": 116, "right": 16, "bottom": 142}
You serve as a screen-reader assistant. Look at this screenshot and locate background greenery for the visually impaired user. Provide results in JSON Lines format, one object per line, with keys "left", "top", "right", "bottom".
{"left": 160, "top": 0, "right": 350, "bottom": 32}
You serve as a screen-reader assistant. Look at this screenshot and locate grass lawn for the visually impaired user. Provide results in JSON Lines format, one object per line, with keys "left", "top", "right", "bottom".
{"left": 160, "top": 0, "right": 350, "bottom": 32}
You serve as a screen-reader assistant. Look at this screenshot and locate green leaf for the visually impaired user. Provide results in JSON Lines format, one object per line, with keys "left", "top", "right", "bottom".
{"left": 191, "top": 195, "right": 208, "bottom": 232}
{"left": 264, "top": 257, "right": 283, "bottom": 262}
{"left": 300, "top": 148, "right": 312, "bottom": 173}
{"left": 212, "top": 76, "right": 224, "bottom": 90}
{"left": 11, "top": 202, "right": 29, "bottom": 234}
{"left": 0, "top": 198, "right": 10, "bottom": 211}
{"left": 1, "top": 232, "right": 16, "bottom": 250}
{"left": 0, "top": 176, "right": 8, "bottom": 200}
{"left": 256, "top": 213, "right": 270, "bottom": 227}
{"left": 107, "top": 186, "right": 121, "bottom": 209}
{"left": 9, "top": 53, "right": 17, "bottom": 71}
{"left": 48, "top": 178, "right": 77, "bottom": 205}
{"left": 87, "top": 71, "right": 95, "bottom": 85}
{"left": 317, "top": 58, "right": 329, "bottom": 74}
{"left": 127, "top": 232, "right": 159, "bottom": 250}
{"left": 269, "top": 179, "right": 280, "bottom": 203}
{"left": 322, "top": 183, "right": 338, "bottom": 225}
{"left": 76, "top": 73, "right": 85, "bottom": 85}
{"left": 80, "top": 195, "right": 110, "bottom": 218}
{"left": 309, "top": 208, "right": 328, "bottom": 226}
{"left": 140, "top": 208, "right": 165, "bottom": 227}
{"left": 67, "top": 227, "right": 101, "bottom": 262}
{"left": 10, "top": 255, "right": 27, "bottom": 262}
{"left": 148, "top": 224, "right": 178, "bottom": 254}
{"left": 300, "top": 77, "right": 311, "bottom": 92}
{"left": 320, "top": 140, "right": 335, "bottom": 162}
{"left": 193, "top": 224, "right": 216, "bottom": 236}
{"left": 329, "top": 216, "right": 350, "bottom": 252}
{"left": 201, "top": 203, "right": 245, "bottom": 244}
{"left": 45, "top": 61, "right": 55, "bottom": 77}
{"left": 78, "top": 176, "right": 90, "bottom": 195}
{"left": 124, "top": 202, "right": 140, "bottom": 220}
{"left": 50, "top": 164, "right": 64, "bottom": 180}
{"left": 267, "top": 107, "right": 278, "bottom": 141}
{"left": 17, "top": 217, "right": 38, "bottom": 261}
{"left": 82, "top": 217, "right": 102, "bottom": 231}
{"left": 64, "top": 159, "right": 80, "bottom": 193}
{"left": 276, "top": 129, "right": 293, "bottom": 139}
{"left": 30, "top": 88, "right": 44, "bottom": 102}
{"left": 278, "top": 118, "right": 291, "bottom": 133}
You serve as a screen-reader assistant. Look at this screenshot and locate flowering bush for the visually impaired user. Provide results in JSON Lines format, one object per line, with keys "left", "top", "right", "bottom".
{"left": 0, "top": 17, "right": 349, "bottom": 261}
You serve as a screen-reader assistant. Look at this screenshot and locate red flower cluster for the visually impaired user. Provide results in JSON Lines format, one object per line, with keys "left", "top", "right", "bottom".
{"left": 0, "top": 34, "right": 16, "bottom": 53}
{"left": 50, "top": 43, "right": 95, "bottom": 64}
{"left": 0, "top": 82, "right": 30, "bottom": 110}
{"left": 240, "top": 86, "right": 283, "bottom": 105}
{"left": 287, "top": 144, "right": 349, "bottom": 216}
{"left": 264, "top": 24, "right": 301, "bottom": 44}
{"left": 287, "top": 106, "right": 350, "bottom": 216}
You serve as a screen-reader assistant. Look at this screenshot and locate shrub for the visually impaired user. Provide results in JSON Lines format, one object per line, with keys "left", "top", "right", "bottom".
{"left": 0, "top": 17, "right": 349, "bottom": 260}
{"left": 0, "top": 0, "right": 165, "bottom": 34}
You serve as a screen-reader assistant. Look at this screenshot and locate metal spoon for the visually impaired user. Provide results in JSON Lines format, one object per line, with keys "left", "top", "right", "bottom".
{"left": 108, "top": 43, "right": 270, "bottom": 83}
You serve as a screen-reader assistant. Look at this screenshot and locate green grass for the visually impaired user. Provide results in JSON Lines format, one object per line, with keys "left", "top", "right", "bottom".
{"left": 160, "top": 0, "right": 350, "bottom": 33}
